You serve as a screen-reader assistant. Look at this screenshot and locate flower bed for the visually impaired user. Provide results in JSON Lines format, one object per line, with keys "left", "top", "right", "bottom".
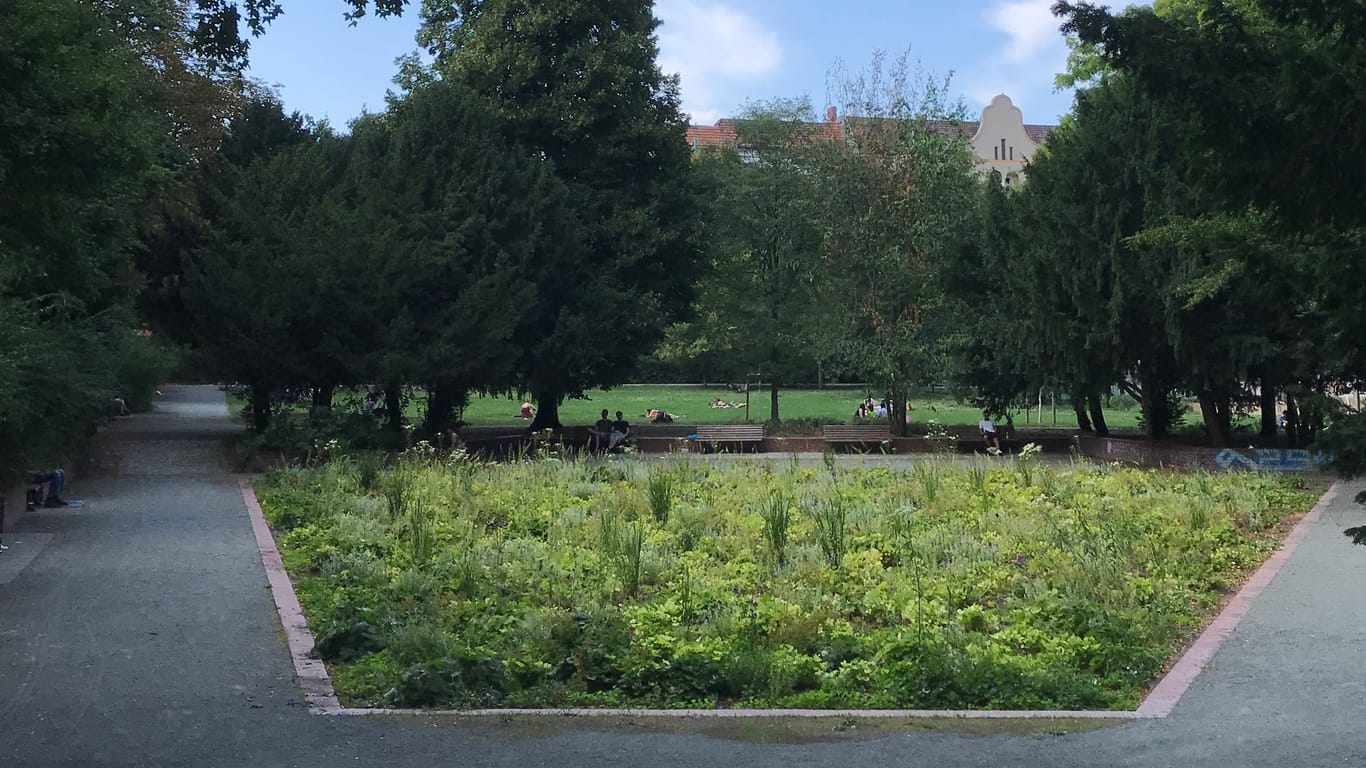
{"left": 256, "top": 450, "right": 1315, "bottom": 711}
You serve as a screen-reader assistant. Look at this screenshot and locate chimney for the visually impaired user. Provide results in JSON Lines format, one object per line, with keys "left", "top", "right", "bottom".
{"left": 827, "top": 106, "right": 837, "bottom": 123}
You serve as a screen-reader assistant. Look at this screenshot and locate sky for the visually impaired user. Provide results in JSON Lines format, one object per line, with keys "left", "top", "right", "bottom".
{"left": 246, "top": 1, "right": 1142, "bottom": 130}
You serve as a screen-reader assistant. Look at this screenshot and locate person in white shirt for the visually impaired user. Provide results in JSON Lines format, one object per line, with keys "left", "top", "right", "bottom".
{"left": 978, "top": 410, "right": 1002, "bottom": 455}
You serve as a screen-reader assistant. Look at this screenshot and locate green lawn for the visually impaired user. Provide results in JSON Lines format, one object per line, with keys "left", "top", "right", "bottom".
{"left": 460, "top": 385, "right": 1147, "bottom": 430}
{"left": 229, "top": 384, "right": 1162, "bottom": 431}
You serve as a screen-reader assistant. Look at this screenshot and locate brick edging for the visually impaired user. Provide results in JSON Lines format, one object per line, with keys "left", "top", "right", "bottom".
{"left": 239, "top": 479, "right": 1340, "bottom": 720}
{"left": 239, "top": 480, "right": 341, "bottom": 714}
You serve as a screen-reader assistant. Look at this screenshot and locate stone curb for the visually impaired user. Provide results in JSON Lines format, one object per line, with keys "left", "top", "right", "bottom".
{"left": 239, "top": 477, "right": 1340, "bottom": 721}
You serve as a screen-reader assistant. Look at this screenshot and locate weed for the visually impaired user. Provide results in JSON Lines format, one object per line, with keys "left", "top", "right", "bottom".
{"left": 760, "top": 492, "right": 792, "bottom": 568}
{"left": 647, "top": 471, "right": 674, "bottom": 524}
{"left": 808, "top": 495, "right": 849, "bottom": 569}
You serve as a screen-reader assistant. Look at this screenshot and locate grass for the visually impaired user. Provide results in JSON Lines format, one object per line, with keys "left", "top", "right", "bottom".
{"left": 226, "top": 384, "right": 1269, "bottom": 437}
{"left": 457, "top": 386, "right": 1146, "bottom": 430}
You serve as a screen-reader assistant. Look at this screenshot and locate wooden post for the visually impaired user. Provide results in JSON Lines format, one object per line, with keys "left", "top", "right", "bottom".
{"left": 1051, "top": 390, "right": 1057, "bottom": 426}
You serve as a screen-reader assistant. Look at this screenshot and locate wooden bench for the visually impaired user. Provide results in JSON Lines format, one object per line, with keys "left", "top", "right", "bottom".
{"left": 693, "top": 424, "right": 765, "bottom": 452}
{"left": 823, "top": 425, "right": 893, "bottom": 452}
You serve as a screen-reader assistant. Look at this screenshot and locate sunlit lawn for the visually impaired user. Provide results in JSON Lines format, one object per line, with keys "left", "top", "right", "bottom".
{"left": 458, "top": 385, "right": 1145, "bottom": 430}
{"left": 231, "top": 385, "right": 1151, "bottom": 430}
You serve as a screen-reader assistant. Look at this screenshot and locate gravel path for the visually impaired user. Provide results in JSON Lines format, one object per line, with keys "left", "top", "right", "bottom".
{"left": 2, "top": 384, "right": 1364, "bottom": 767}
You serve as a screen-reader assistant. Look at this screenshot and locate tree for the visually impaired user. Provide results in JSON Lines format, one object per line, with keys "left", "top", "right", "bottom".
{"left": 186, "top": 0, "right": 408, "bottom": 69}
{"left": 817, "top": 53, "right": 979, "bottom": 436}
{"left": 0, "top": 0, "right": 184, "bottom": 484}
{"left": 943, "top": 174, "right": 1041, "bottom": 426}
{"left": 686, "top": 100, "right": 829, "bottom": 422}
{"left": 418, "top": 0, "right": 703, "bottom": 430}
{"left": 176, "top": 99, "right": 318, "bottom": 431}
{"left": 341, "top": 81, "right": 577, "bottom": 435}
{"left": 1054, "top": 0, "right": 1366, "bottom": 448}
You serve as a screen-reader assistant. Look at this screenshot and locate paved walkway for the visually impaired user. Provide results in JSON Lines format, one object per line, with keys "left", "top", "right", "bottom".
{"left": 2, "top": 385, "right": 1365, "bottom": 767}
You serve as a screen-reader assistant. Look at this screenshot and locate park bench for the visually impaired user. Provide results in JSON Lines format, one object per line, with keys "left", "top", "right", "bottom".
{"left": 822, "top": 424, "right": 894, "bottom": 452}
{"left": 693, "top": 424, "right": 765, "bottom": 453}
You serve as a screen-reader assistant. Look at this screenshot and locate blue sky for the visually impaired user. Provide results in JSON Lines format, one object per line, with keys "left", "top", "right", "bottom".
{"left": 247, "top": 1, "right": 1139, "bottom": 130}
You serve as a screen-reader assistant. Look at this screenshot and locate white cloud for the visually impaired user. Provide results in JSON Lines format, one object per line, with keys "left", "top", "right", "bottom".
{"left": 986, "top": 0, "right": 1061, "bottom": 64}
{"left": 655, "top": 0, "right": 782, "bottom": 124}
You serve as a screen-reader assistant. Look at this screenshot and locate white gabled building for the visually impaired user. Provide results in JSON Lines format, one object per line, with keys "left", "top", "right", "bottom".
{"left": 685, "top": 93, "right": 1054, "bottom": 184}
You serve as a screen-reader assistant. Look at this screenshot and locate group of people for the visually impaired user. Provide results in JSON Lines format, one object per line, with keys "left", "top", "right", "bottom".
{"left": 854, "top": 397, "right": 913, "bottom": 422}
{"left": 591, "top": 409, "right": 633, "bottom": 451}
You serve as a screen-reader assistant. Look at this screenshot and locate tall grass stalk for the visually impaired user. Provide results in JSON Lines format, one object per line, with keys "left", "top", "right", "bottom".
{"left": 760, "top": 492, "right": 792, "bottom": 568}
{"left": 912, "top": 461, "right": 941, "bottom": 502}
{"left": 809, "top": 495, "right": 849, "bottom": 569}
{"left": 647, "top": 471, "right": 674, "bottom": 524}
{"left": 407, "top": 492, "right": 437, "bottom": 567}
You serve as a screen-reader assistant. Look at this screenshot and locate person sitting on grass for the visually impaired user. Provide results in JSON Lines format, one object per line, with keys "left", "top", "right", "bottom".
{"left": 520, "top": 401, "right": 536, "bottom": 419}
{"left": 645, "top": 409, "right": 677, "bottom": 423}
{"left": 593, "top": 409, "right": 614, "bottom": 450}
{"left": 979, "top": 410, "right": 1003, "bottom": 455}
{"left": 610, "top": 411, "right": 632, "bottom": 450}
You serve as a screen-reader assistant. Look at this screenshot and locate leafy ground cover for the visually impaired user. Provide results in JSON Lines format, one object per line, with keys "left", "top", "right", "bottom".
{"left": 257, "top": 450, "right": 1315, "bottom": 711}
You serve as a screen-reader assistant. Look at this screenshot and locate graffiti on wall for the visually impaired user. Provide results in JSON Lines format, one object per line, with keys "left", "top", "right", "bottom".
{"left": 1213, "top": 449, "right": 1330, "bottom": 472}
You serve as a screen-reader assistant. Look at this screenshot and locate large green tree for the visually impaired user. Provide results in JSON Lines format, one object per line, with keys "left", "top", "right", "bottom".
{"left": 1054, "top": 0, "right": 1365, "bottom": 447}
{"left": 0, "top": 0, "right": 183, "bottom": 484}
{"left": 817, "top": 54, "right": 979, "bottom": 436}
{"left": 418, "top": 0, "right": 703, "bottom": 430}
{"left": 684, "top": 100, "right": 829, "bottom": 422}
{"left": 341, "top": 81, "right": 578, "bottom": 435}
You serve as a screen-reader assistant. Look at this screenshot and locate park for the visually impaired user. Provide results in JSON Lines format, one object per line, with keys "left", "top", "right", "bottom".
{"left": 3, "top": 1, "right": 1366, "bottom": 767}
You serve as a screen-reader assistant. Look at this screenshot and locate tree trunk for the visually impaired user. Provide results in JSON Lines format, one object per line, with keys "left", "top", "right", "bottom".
{"left": 1285, "top": 394, "right": 1301, "bottom": 448}
{"left": 384, "top": 385, "right": 403, "bottom": 432}
{"left": 250, "top": 383, "right": 271, "bottom": 433}
{"left": 529, "top": 391, "right": 563, "bottom": 432}
{"left": 889, "top": 390, "right": 909, "bottom": 437}
{"left": 1087, "top": 393, "right": 1109, "bottom": 437}
{"left": 424, "top": 383, "right": 464, "bottom": 439}
{"left": 1074, "top": 396, "right": 1093, "bottom": 433}
{"left": 1197, "top": 391, "right": 1232, "bottom": 447}
{"left": 769, "top": 381, "right": 780, "bottom": 423}
{"left": 1259, "top": 380, "right": 1279, "bottom": 439}
{"left": 310, "top": 384, "right": 334, "bottom": 416}
{"left": 1140, "top": 384, "right": 1170, "bottom": 440}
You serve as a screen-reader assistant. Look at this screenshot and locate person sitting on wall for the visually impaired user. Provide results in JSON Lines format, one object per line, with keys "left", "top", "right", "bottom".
{"left": 593, "top": 409, "right": 614, "bottom": 450}
{"left": 979, "top": 410, "right": 1003, "bottom": 455}
{"left": 610, "top": 411, "right": 632, "bottom": 450}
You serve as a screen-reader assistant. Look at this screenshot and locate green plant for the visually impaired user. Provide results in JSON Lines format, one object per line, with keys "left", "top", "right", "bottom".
{"left": 647, "top": 470, "right": 673, "bottom": 524}
{"left": 924, "top": 420, "right": 957, "bottom": 454}
{"left": 407, "top": 492, "right": 437, "bottom": 567}
{"left": 1016, "top": 442, "right": 1042, "bottom": 486}
{"left": 808, "top": 495, "right": 849, "bottom": 569}
{"left": 759, "top": 492, "right": 792, "bottom": 568}
{"left": 261, "top": 455, "right": 1315, "bottom": 711}
{"left": 912, "top": 460, "right": 942, "bottom": 502}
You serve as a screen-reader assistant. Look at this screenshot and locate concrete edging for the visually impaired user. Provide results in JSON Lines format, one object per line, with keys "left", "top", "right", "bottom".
{"left": 239, "top": 477, "right": 1340, "bottom": 721}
